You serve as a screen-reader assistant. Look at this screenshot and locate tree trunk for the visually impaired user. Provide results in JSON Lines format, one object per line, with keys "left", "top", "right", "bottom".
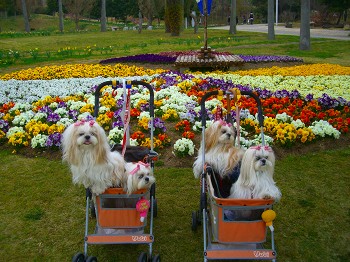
{"left": 190, "top": 11, "right": 198, "bottom": 34}
{"left": 299, "top": 0, "right": 311, "bottom": 50}
{"left": 138, "top": 10, "right": 143, "bottom": 33}
{"left": 75, "top": 14, "right": 79, "bottom": 30}
{"left": 268, "top": 0, "right": 275, "bottom": 40}
{"left": 229, "top": 0, "right": 237, "bottom": 34}
{"left": 101, "top": 0, "right": 107, "bottom": 32}
{"left": 21, "top": 0, "right": 30, "bottom": 32}
{"left": 58, "top": 0, "right": 64, "bottom": 33}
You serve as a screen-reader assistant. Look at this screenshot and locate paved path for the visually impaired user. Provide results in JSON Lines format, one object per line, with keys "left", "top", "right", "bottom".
{"left": 212, "top": 24, "right": 350, "bottom": 41}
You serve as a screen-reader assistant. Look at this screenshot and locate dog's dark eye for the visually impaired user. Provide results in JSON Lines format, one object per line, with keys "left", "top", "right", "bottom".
{"left": 221, "top": 130, "right": 226, "bottom": 134}
{"left": 90, "top": 132, "right": 96, "bottom": 136}
{"left": 138, "top": 174, "right": 144, "bottom": 179}
{"left": 79, "top": 133, "right": 84, "bottom": 136}
{"left": 256, "top": 157, "right": 261, "bottom": 161}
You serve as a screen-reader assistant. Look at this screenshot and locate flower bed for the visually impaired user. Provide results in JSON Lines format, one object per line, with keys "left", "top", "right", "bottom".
{"left": 0, "top": 62, "right": 349, "bottom": 156}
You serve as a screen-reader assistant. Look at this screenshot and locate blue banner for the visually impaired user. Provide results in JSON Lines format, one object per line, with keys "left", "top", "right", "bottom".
{"left": 196, "top": 0, "right": 212, "bottom": 15}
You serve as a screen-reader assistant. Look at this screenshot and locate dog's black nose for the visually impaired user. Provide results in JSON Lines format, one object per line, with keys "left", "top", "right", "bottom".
{"left": 261, "top": 159, "right": 266, "bottom": 165}
{"left": 85, "top": 135, "right": 90, "bottom": 140}
{"left": 145, "top": 177, "right": 149, "bottom": 182}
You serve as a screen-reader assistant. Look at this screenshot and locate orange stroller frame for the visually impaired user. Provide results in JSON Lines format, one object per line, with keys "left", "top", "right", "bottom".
{"left": 192, "top": 89, "right": 277, "bottom": 261}
{"left": 72, "top": 80, "right": 160, "bottom": 262}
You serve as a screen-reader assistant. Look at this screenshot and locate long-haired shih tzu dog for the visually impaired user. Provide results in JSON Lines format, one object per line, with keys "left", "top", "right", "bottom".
{"left": 124, "top": 161, "right": 155, "bottom": 195}
{"left": 193, "top": 120, "right": 244, "bottom": 197}
{"left": 61, "top": 119, "right": 126, "bottom": 195}
{"left": 229, "top": 145, "right": 281, "bottom": 201}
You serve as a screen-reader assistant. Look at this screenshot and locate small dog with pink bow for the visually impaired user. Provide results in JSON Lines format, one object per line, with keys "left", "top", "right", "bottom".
{"left": 229, "top": 145, "right": 281, "bottom": 201}
{"left": 61, "top": 119, "right": 126, "bottom": 195}
{"left": 124, "top": 161, "right": 155, "bottom": 195}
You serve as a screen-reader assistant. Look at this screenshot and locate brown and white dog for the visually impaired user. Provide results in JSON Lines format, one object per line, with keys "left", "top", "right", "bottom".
{"left": 61, "top": 119, "right": 126, "bottom": 195}
{"left": 229, "top": 145, "right": 281, "bottom": 201}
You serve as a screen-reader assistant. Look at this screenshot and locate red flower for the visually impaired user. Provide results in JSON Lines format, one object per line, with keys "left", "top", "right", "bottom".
{"left": 182, "top": 131, "right": 195, "bottom": 140}
{"left": 130, "top": 108, "right": 141, "bottom": 117}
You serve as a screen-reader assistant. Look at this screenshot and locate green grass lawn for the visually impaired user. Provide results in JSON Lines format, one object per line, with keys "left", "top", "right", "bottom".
{"left": 0, "top": 147, "right": 349, "bottom": 261}
{"left": 1, "top": 14, "right": 350, "bottom": 75}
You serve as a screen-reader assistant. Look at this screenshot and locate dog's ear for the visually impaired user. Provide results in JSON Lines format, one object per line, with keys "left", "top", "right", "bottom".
{"left": 240, "top": 149, "right": 258, "bottom": 187}
{"left": 62, "top": 124, "right": 80, "bottom": 165}
{"left": 205, "top": 123, "right": 218, "bottom": 152}
{"left": 93, "top": 124, "right": 108, "bottom": 164}
{"left": 126, "top": 174, "right": 135, "bottom": 195}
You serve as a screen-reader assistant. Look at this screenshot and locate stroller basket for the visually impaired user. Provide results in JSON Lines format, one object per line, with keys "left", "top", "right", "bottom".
{"left": 207, "top": 174, "right": 274, "bottom": 244}
{"left": 96, "top": 188, "right": 149, "bottom": 229}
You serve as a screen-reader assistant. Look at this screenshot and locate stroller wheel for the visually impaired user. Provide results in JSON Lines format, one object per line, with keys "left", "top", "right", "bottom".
{"left": 86, "top": 256, "right": 97, "bottom": 262}
{"left": 152, "top": 198, "right": 158, "bottom": 218}
{"left": 151, "top": 254, "right": 161, "bottom": 262}
{"left": 138, "top": 252, "right": 148, "bottom": 262}
{"left": 72, "top": 252, "right": 85, "bottom": 262}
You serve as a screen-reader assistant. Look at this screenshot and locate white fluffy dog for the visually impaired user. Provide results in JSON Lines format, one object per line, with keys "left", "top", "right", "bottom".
{"left": 193, "top": 120, "right": 244, "bottom": 179}
{"left": 124, "top": 161, "right": 155, "bottom": 195}
{"left": 229, "top": 145, "right": 281, "bottom": 201}
{"left": 61, "top": 119, "right": 126, "bottom": 195}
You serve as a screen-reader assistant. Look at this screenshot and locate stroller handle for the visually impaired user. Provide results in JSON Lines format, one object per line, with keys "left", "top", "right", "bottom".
{"left": 93, "top": 80, "right": 154, "bottom": 118}
{"left": 200, "top": 89, "right": 264, "bottom": 128}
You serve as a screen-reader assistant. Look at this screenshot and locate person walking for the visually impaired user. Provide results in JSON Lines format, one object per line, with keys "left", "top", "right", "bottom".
{"left": 249, "top": 12, "right": 254, "bottom": 25}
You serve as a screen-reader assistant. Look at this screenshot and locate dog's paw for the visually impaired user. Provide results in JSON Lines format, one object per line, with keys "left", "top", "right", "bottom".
{"left": 262, "top": 194, "right": 272, "bottom": 199}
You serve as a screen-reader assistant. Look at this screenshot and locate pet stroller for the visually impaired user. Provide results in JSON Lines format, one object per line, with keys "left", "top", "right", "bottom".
{"left": 192, "top": 89, "right": 278, "bottom": 261}
{"left": 72, "top": 80, "right": 160, "bottom": 262}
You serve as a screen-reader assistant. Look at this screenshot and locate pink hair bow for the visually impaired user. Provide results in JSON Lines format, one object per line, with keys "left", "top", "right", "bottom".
{"left": 74, "top": 119, "right": 95, "bottom": 127}
{"left": 250, "top": 145, "right": 273, "bottom": 152}
{"left": 217, "top": 119, "right": 232, "bottom": 127}
{"left": 130, "top": 161, "right": 150, "bottom": 175}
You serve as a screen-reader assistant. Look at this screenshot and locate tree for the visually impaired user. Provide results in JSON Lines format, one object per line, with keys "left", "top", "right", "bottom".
{"left": 63, "top": 0, "right": 95, "bottom": 30}
{"left": 165, "top": 0, "right": 183, "bottom": 36}
{"left": 101, "top": 0, "right": 107, "bottom": 32}
{"left": 107, "top": 0, "right": 138, "bottom": 23}
{"left": 299, "top": 0, "right": 310, "bottom": 50}
{"left": 58, "top": 0, "right": 64, "bottom": 32}
{"left": 21, "top": 0, "right": 30, "bottom": 32}
{"left": 267, "top": 0, "right": 275, "bottom": 40}
{"left": 0, "top": 0, "right": 16, "bottom": 16}
{"left": 229, "top": 0, "right": 237, "bottom": 34}
{"left": 138, "top": 0, "right": 154, "bottom": 27}
{"left": 319, "top": 0, "right": 350, "bottom": 25}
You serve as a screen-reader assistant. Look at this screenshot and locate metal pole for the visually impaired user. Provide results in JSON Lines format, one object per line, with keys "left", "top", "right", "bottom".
{"left": 275, "top": 0, "right": 278, "bottom": 25}
{"left": 204, "top": 0, "right": 208, "bottom": 50}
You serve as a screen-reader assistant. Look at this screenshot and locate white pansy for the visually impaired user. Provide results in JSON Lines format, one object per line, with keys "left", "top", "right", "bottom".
{"left": 309, "top": 120, "right": 341, "bottom": 139}
{"left": 12, "top": 111, "right": 35, "bottom": 126}
{"left": 54, "top": 107, "right": 68, "bottom": 117}
{"left": 78, "top": 112, "right": 93, "bottom": 120}
{"left": 68, "top": 101, "right": 86, "bottom": 111}
{"left": 108, "top": 127, "right": 124, "bottom": 146}
{"left": 99, "top": 106, "right": 110, "bottom": 113}
{"left": 6, "top": 126, "right": 25, "bottom": 138}
{"left": 57, "top": 117, "right": 74, "bottom": 127}
{"left": 276, "top": 112, "right": 293, "bottom": 123}
{"left": 173, "top": 138, "right": 195, "bottom": 156}
{"left": 31, "top": 134, "right": 48, "bottom": 148}
{"left": 49, "top": 102, "right": 58, "bottom": 109}
{"left": 139, "top": 111, "right": 150, "bottom": 119}
{"left": 33, "top": 112, "right": 48, "bottom": 121}
{"left": 291, "top": 119, "right": 305, "bottom": 129}
{"left": 192, "top": 120, "right": 214, "bottom": 132}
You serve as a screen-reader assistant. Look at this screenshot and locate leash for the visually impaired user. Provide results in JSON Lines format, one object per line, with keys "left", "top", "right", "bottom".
{"left": 121, "top": 80, "right": 132, "bottom": 157}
